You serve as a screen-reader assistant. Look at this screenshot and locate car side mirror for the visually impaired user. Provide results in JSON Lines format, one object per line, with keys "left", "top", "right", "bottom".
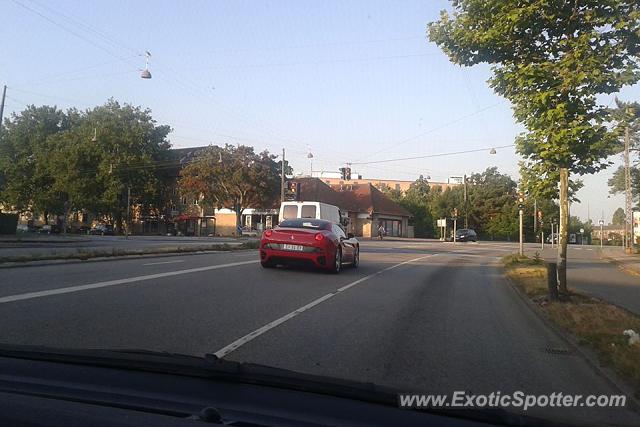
{"left": 347, "top": 233, "right": 354, "bottom": 239}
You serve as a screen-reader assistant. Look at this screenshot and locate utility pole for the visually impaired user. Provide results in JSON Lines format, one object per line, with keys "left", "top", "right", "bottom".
{"left": 533, "top": 198, "right": 537, "bottom": 234}
{"left": 125, "top": 186, "right": 131, "bottom": 240}
{"left": 280, "top": 148, "right": 285, "bottom": 203}
{"left": 452, "top": 208, "right": 458, "bottom": 244}
{"left": 624, "top": 112, "right": 633, "bottom": 254}
{"left": 0, "top": 85, "right": 6, "bottom": 134}
{"left": 518, "top": 191, "right": 525, "bottom": 256}
{"left": 463, "top": 174, "right": 468, "bottom": 229}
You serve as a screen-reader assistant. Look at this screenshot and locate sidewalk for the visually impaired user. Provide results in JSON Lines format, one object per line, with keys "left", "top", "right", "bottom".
{"left": 599, "top": 246, "right": 640, "bottom": 276}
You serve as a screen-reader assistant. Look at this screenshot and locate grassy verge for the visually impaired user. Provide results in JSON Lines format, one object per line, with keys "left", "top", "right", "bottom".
{"left": 0, "top": 240, "right": 260, "bottom": 264}
{"left": 503, "top": 255, "right": 640, "bottom": 397}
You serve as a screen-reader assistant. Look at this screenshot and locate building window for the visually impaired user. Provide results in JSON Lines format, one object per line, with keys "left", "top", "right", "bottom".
{"left": 181, "top": 197, "right": 187, "bottom": 205}
{"left": 193, "top": 198, "right": 199, "bottom": 205}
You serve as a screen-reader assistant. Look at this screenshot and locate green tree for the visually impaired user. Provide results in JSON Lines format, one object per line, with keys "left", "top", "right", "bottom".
{"left": 485, "top": 204, "right": 518, "bottom": 241}
{"left": 612, "top": 207, "right": 626, "bottom": 225}
{"left": 429, "top": 1, "right": 640, "bottom": 293}
{"left": 178, "top": 144, "right": 281, "bottom": 231}
{"left": 0, "top": 105, "right": 74, "bottom": 220}
{"left": 466, "top": 167, "right": 518, "bottom": 237}
{"left": 402, "top": 175, "right": 434, "bottom": 237}
{"left": 66, "top": 100, "right": 172, "bottom": 232}
{"left": 607, "top": 99, "right": 640, "bottom": 206}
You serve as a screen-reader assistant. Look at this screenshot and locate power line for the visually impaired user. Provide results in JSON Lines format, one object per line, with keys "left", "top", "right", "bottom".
{"left": 11, "top": 0, "right": 138, "bottom": 67}
{"left": 197, "top": 52, "right": 441, "bottom": 70}
{"left": 350, "top": 144, "right": 515, "bottom": 165}
{"left": 204, "top": 35, "right": 427, "bottom": 54}
{"left": 354, "top": 101, "right": 505, "bottom": 162}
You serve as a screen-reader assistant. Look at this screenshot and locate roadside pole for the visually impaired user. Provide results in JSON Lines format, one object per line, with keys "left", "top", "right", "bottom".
{"left": 541, "top": 229, "right": 544, "bottom": 250}
{"left": 517, "top": 192, "right": 525, "bottom": 256}
{"left": 453, "top": 218, "right": 457, "bottom": 244}
{"left": 0, "top": 85, "right": 6, "bottom": 135}
{"left": 551, "top": 222, "right": 555, "bottom": 249}
{"left": 519, "top": 209, "right": 524, "bottom": 256}
{"left": 125, "top": 186, "right": 131, "bottom": 240}
{"left": 599, "top": 219, "right": 604, "bottom": 249}
{"left": 280, "top": 148, "right": 285, "bottom": 204}
{"left": 452, "top": 208, "right": 458, "bottom": 244}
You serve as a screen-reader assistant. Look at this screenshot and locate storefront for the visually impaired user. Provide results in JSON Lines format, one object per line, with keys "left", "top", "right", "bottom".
{"left": 242, "top": 208, "right": 279, "bottom": 232}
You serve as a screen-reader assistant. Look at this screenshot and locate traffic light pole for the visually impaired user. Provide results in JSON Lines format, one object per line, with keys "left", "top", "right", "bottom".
{"left": 519, "top": 209, "right": 524, "bottom": 256}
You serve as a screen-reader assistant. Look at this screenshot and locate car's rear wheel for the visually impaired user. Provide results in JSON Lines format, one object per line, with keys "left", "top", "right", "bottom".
{"left": 329, "top": 248, "right": 342, "bottom": 274}
{"left": 351, "top": 247, "right": 359, "bottom": 268}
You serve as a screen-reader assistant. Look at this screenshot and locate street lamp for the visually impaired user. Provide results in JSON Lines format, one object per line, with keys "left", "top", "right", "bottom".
{"left": 140, "top": 51, "right": 152, "bottom": 79}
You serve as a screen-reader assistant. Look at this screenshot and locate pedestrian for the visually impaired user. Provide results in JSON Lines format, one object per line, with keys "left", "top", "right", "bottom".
{"left": 377, "top": 224, "right": 385, "bottom": 240}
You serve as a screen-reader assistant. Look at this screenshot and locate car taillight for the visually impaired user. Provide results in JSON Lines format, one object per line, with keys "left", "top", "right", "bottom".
{"left": 314, "top": 233, "right": 324, "bottom": 241}
{"left": 264, "top": 229, "right": 272, "bottom": 237}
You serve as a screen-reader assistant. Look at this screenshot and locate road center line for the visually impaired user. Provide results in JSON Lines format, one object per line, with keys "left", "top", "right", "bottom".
{"left": 213, "top": 254, "right": 435, "bottom": 358}
{"left": 141, "top": 260, "right": 185, "bottom": 266}
{"left": 0, "top": 260, "right": 259, "bottom": 304}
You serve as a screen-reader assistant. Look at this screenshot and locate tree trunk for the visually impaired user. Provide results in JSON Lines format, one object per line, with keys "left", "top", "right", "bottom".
{"left": 557, "top": 168, "right": 569, "bottom": 294}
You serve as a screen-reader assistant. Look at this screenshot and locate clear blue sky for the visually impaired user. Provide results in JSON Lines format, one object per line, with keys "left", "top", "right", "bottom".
{"left": 1, "top": 0, "right": 638, "bottom": 222}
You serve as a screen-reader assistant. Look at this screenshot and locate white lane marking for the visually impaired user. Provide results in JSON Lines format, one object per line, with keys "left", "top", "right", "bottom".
{"left": 213, "top": 254, "right": 435, "bottom": 358}
{"left": 0, "top": 260, "right": 259, "bottom": 304}
{"left": 141, "top": 260, "right": 185, "bottom": 266}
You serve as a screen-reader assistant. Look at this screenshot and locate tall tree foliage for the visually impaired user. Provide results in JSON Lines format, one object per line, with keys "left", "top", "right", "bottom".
{"left": 0, "top": 101, "right": 172, "bottom": 231}
{"left": 178, "top": 145, "right": 281, "bottom": 230}
{"left": 607, "top": 98, "right": 640, "bottom": 205}
{"left": 429, "top": 0, "right": 640, "bottom": 292}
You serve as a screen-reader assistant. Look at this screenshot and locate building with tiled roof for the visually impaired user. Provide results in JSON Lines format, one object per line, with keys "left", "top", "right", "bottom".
{"left": 293, "top": 177, "right": 411, "bottom": 238}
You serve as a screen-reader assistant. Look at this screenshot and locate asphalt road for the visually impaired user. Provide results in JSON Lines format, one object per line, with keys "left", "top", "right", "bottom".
{"left": 523, "top": 243, "right": 640, "bottom": 315}
{"left": 0, "top": 240, "right": 637, "bottom": 425}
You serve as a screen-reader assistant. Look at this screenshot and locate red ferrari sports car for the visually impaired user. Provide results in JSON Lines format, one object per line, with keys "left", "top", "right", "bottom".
{"left": 260, "top": 218, "right": 359, "bottom": 273}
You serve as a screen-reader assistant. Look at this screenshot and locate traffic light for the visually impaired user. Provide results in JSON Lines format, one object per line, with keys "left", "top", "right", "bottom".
{"left": 517, "top": 191, "right": 525, "bottom": 210}
{"left": 284, "top": 181, "right": 299, "bottom": 201}
{"left": 339, "top": 167, "right": 352, "bottom": 180}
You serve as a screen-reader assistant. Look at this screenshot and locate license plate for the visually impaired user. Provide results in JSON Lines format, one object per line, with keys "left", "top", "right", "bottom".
{"left": 282, "top": 244, "right": 303, "bottom": 251}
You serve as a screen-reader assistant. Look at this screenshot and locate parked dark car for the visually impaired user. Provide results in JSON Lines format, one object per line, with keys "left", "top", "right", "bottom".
{"left": 38, "top": 224, "right": 61, "bottom": 234}
{"left": 88, "top": 224, "right": 114, "bottom": 236}
{"left": 455, "top": 228, "right": 477, "bottom": 242}
{"left": 68, "top": 225, "right": 91, "bottom": 234}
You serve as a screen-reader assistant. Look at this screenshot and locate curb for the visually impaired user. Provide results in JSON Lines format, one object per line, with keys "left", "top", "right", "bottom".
{"left": 598, "top": 250, "right": 640, "bottom": 277}
{"left": 503, "top": 270, "right": 640, "bottom": 412}
{"left": 0, "top": 248, "right": 258, "bottom": 269}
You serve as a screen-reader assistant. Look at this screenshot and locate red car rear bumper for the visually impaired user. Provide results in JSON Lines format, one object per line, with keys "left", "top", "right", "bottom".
{"left": 260, "top": 246, "right": 334, "bottom": 269}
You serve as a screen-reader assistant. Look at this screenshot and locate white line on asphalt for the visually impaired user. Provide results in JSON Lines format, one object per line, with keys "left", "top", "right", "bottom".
{"left": 0, "top": 260, "right": 259, "bottom": 304}
{"left": 141, "top": 260, "right": 185, "bottom": 266}
{"left": 213, "top": 254, "right": 435, "bottom": 358}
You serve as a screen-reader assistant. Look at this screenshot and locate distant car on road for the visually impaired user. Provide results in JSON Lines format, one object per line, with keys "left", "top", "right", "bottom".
{"left": 455, "top": 228, "right": 477, "bottom": 242}
{"left": 546, "top": 233, "right": 558, "bottom": 244}
{"left": 260, "top": 218, "right": 359, "bottom": 273}
{"left": 88, "top": 224, "right": 114, "bottom": 236}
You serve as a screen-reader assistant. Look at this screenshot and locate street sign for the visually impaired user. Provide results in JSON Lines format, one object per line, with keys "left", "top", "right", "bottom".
{"left": 437, "top": 219, "right": 446, "bottom": 227}
{"left": 580, "top": 228, "right": 584, "bottom": 234}
{"left": 598, "top": 219, "right": 604, "bottom": 225}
